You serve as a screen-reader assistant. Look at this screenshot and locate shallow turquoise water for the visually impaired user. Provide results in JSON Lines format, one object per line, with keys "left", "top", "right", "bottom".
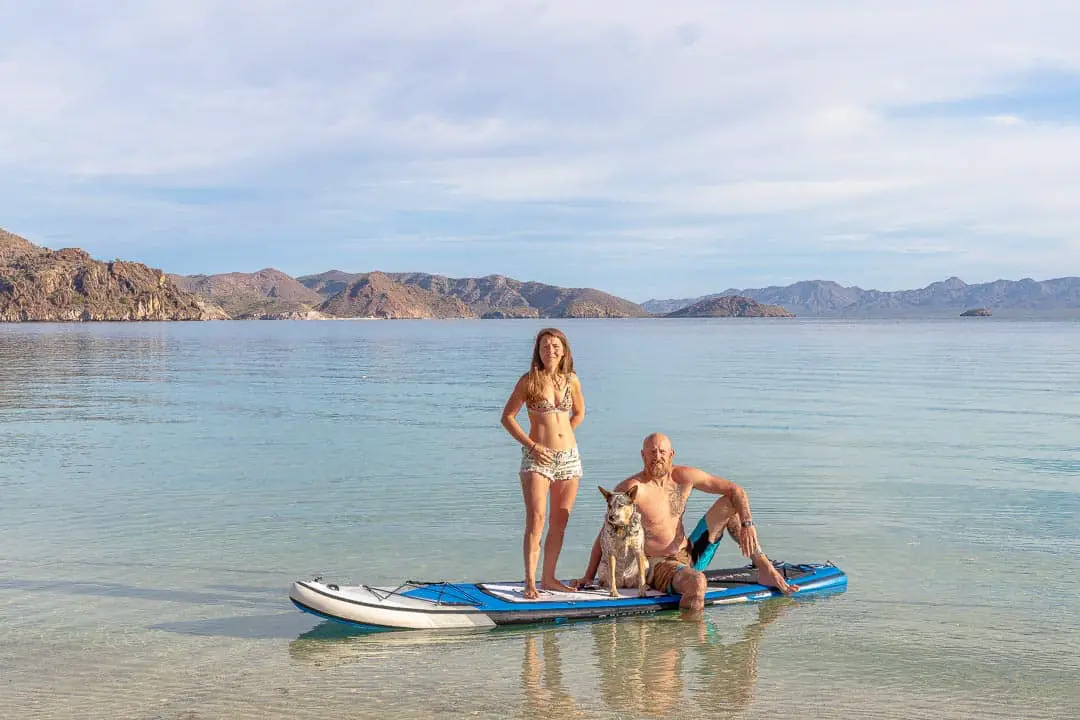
{"left": 0, "top": 319, "right": 1077, "bottom": 719}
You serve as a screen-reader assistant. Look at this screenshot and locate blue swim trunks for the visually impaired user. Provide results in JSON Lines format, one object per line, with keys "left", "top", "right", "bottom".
{"left": 687, "top": 514, "right": 724, "bottom": 571}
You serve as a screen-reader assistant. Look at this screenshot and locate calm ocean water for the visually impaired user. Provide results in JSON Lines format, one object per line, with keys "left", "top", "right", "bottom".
{"left": 0, "top": 318, "right": 1077, "bottom": 719}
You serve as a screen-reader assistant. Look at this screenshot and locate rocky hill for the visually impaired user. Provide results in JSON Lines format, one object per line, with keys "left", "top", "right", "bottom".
{"left": 295, "top": 269, "right": 363, "bottom": 300}
{"left": 644, "top": 276, "right": 1080, "bottom": 317}
{"left": 298, "top": 271, "right": 650, "bottom": 318}
{"left": 171, "top": 268, "right": 327, "bottom": 319}
{"left": 316, "top": 272, "right": 475, "bottom": 319}
{"left": 1, "top": 227, "right": 47, "bottom": 264}
{"left": 515, "top": 281, "right": 649, "bottom": 318}
{"left": 665, "top": 295, "right": 794, "bottom": 318}
{"left": 387, "top": 272, "right": 537, "bottom": 316}
{"left": 0, "top": 228, "right": 227, "bottom": 322}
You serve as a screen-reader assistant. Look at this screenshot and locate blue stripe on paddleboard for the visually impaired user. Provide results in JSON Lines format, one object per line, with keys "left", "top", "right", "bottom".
{"left": 400, "top": 565, "right": 846, "bottom": 614}
{"left": 291, "top": 598, "right": 398, "bottom": 632}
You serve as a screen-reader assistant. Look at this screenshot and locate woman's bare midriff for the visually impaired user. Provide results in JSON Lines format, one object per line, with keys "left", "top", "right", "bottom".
{"left": 526, "top": 411, "right": 576, "bottom": 451}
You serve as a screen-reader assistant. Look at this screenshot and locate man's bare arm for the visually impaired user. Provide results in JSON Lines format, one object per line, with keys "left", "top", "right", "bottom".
{"left": 677, "top": 465, "right": 761, "bottom": 556}
{"left": 573, "top": 535, "right": 603, "bottom": 586}
{"left": 677, "top": 466, "right": 751, "bottom": 520}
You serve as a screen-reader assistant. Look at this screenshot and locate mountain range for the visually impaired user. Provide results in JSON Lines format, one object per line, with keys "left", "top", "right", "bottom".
{"left": 172, "top": 267, "right": 656, "bottom": 319}
{"left": 4, "top": 225, "right": 1080, "bottom": 320}
{"left": 297, "top": 270, "right": 653, "bottom": 319}
{"left": 643, "top": 277, "right": 1080, "bottom": 317}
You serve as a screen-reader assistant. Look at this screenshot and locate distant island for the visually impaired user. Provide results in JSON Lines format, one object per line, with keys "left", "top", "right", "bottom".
{"left": 961, "top": 308, "right": 993, "bottom": 317}
{"left": 2, "top": 225, "right": 1079, "bottom": 321}
{"left": 666, "top": 295, "right": 793, "bottom": 318}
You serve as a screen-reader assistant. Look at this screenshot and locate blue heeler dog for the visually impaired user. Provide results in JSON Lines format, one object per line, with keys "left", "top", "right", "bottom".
{"left": 597, "top": 485, "right": 649, "bottom": 597}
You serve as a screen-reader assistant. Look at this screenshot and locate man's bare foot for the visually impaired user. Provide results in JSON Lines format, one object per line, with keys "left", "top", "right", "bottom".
{"left": 523, "top": 583, "right": 540, "bottom": 599}
{"left": 758, "top": 563, "right": 799, "bottom": 595}
{"left": 540, "top": 578, "right": 577, "bottom": 593}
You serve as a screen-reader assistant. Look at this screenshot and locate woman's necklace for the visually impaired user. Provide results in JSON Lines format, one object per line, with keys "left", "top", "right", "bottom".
{"left": 550, "top": 372, "right": 566, "bottom": 396}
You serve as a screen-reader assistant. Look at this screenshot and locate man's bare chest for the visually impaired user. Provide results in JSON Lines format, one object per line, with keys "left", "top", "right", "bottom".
{"left": 637, "top": 479, "right": 690, "bottom": 520}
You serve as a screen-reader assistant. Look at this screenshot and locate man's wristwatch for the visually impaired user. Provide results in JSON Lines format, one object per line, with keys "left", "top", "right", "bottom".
{"left": 741, "top": 519, "right": 754, "bottom": 528}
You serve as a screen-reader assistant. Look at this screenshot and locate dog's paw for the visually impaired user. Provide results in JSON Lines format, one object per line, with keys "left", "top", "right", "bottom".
{"left": 637, "top": 588, "right": 649, "bottom": 598}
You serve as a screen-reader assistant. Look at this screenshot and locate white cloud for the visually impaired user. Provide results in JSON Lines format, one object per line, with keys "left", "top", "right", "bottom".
{"left": 987, "top": 114, "right": 1026, "bottom": 126}
{"left": 2, "top": 0, "right": 1080, "bottom": 291}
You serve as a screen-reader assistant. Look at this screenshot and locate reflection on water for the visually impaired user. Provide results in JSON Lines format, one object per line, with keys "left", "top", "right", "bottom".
{"left": 288, "top": 600, "right": 793, "bottom": 719}
{"left": 586, "top": 601, "right": 791, "bottom": 719}
{"left": 521, "top": 629, "right": 583, "bottom": 718}
{"left": 288, "top": 625, "right": 491, "bottom": 666}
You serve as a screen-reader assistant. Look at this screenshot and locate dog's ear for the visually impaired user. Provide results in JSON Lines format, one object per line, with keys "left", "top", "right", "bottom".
{"left": 626, "top": 485, "right": 639, "bottom": 501}
{"left": 598, "top": 486, "right": 612, "bottom": 500}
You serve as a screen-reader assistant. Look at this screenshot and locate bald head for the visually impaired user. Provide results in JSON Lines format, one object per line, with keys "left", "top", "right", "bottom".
{"left": 642, "top": 432, "right": 672, "bottom": 451}
{"left": 639, "top": 433, "right": 665, "bottom": 451}
{"left": 641, "top": 432, "right": 674, "bottom": 479}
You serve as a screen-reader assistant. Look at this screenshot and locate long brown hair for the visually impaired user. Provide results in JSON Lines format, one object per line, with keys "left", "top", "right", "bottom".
{"left": 525, "top": 327, "right": 574, "bottom": 403}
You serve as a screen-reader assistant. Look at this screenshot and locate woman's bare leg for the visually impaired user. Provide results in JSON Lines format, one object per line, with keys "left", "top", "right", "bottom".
{"left": 540, "top": 475, "right": 579, "bottom": 592}
{"left": 521, "top": 472, "right": 549, "bottom": 599}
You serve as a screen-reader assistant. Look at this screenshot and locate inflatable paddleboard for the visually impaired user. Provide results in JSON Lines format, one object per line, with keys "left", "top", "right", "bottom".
{"left": 289, "top": 561, "right": 846, "bottom": 631}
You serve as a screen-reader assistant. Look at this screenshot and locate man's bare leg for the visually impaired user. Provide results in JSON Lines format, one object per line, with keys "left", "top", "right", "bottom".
{"left": 725, "top": 517, "right": 799, "bottom": 594}
{"left": 702, "top": 495, "right": 737, "bottom": 542}
{"left": 671, "top": 567, "right": 708, "bottom": 613}
{"left": 703, "top": 497, "right": 799, "bottom": 595}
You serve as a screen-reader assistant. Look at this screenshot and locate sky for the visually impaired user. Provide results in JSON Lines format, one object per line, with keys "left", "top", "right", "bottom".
{"left": 1, "top": 1, "right": 1079, "bottom": 301}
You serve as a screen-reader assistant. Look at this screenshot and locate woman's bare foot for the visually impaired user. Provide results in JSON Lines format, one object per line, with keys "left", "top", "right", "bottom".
{"left": 523, "top": 583, "right": 540, "bottom": 599}
{"left": 758, "top": 563, "right": 799, "bottom": 595}
{"left": 540, "top": 578, "right": 577, "bottom": 593}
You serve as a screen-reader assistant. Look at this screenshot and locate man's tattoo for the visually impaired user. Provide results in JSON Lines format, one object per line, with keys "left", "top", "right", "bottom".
{"left": 667, "top": 485, "right": 686, "bottom": 518}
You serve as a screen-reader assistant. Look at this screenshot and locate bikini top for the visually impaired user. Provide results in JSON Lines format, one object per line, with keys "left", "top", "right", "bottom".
{"left": 526, "top": 378, "right": 573, "bottom": 415}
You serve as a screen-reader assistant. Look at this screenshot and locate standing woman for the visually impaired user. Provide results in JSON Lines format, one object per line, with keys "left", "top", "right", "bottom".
{"left": 501, "top": 328, "right": 586, "bottom": 598}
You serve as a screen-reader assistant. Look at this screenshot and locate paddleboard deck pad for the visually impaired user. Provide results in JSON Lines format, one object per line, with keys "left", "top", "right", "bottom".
{"left": 289, "top": 561, "right": 846, "bottom": 631}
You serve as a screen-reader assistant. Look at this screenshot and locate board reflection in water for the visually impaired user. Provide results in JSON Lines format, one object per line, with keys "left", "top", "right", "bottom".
{"left": 288, "top": 600, "right": 792, "bottom": 717}
{"left": 586, "top": 601, "right": 790, "bottom": 718}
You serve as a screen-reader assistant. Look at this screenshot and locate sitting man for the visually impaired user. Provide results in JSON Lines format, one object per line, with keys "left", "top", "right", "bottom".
{"left": 573, "top": 432, "right": 798, "bottom": 611}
